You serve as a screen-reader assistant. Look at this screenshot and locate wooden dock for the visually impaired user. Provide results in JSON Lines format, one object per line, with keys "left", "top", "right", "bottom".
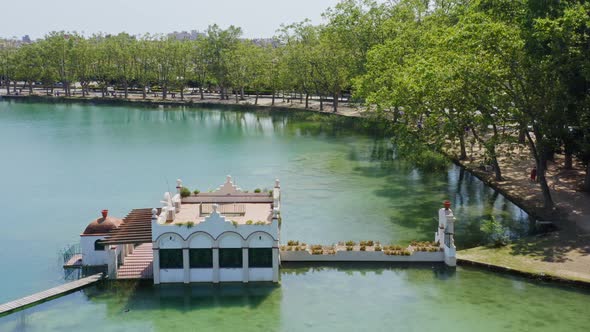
{"left": 0, "top": 273, "right": 103, "bottom": 317}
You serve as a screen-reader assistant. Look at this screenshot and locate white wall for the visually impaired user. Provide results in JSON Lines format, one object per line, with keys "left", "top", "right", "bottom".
{"left": 249, "top": 268, "right": 273, "bottom": 281}
{"left": 190, "top": 268, "right": 214, "bottom": 282}
{"left": 160, "top": 269, "right": 184, "bottom": 283}
{"left": 247, "top": 232, "right": 274, "bottom": 248}
{"left": 280, "top": 250, "right": 445, "bottom": 262}
{"left": 219, "top": 268, "right": 243, "bottom": 282}
{"left": 80, "top": 235, "right": 110, "bottom": 266}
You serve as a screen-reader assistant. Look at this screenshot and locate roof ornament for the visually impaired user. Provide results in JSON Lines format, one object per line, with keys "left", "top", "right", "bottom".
{"left": 161, "top": 192, "right": 173, "bottom": 208}
{"left": 176, "top": 179, "right": 183, "bottom": 194}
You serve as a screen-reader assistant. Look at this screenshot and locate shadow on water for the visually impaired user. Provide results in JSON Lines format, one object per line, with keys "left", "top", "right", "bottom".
{"left": 83, "top": 279, "right": 280, "bottom": 314}
{"left": 346, "top": 137, "right": 533, "bottom": 249}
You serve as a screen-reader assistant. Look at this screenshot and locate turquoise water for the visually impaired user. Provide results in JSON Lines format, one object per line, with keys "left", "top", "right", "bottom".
{"left": 1, "top": 265, "right": 589, "bottom": 331}
{"left": 0, "top": 100, "right": 587, "bottom": 331}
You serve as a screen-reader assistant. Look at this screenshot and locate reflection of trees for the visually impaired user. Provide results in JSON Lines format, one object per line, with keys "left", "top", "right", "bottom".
{"left": 281, "top": 262, "right": 454, "bottom": 280}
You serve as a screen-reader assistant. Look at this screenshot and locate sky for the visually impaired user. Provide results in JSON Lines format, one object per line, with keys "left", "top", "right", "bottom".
{"left": 0, "top": 0, "right": 344, "bottom": 40}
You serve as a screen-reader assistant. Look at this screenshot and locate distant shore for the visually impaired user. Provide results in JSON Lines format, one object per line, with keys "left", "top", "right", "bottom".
{"left": 0, "top": 91, "right": 365, "bottom": 117}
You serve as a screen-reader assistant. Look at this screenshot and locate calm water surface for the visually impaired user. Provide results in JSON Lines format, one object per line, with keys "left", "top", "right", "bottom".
{"left": 0, "top": 100, "right": 587, "bottom": 331}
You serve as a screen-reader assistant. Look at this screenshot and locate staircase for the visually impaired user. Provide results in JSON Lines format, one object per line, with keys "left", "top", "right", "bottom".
{"left": 117, "top": 243, "right": 153, "bottom": 279}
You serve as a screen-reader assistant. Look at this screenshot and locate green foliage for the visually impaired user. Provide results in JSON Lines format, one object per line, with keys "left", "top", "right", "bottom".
{"left": 254, "top": 188, "right": 261, "bottom": 193}
{"left": 345, "top": 240, "right": 356, "bottom": 246}
{"left": 193, "top": 189, "right": 200, "bottom": 195}
{"left": 246, "top": 220, "right": 253, "bottom": 225}
{"left": 180, "top": 187, "right": 191, "bottom": 198}
{"left": 480, "top": 217, "right": 510, "bottom": 247}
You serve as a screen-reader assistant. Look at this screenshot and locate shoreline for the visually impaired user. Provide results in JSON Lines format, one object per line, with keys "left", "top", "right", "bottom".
{"left": 2, "top": 93, "right": 589, "bottom": 287}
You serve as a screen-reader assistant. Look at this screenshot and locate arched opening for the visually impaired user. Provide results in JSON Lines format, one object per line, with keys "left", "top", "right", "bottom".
{"left": 94, "top": 239, "right": 105, "bottom": 251}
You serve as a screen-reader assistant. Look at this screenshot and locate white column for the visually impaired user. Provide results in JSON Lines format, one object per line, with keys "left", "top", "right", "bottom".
{"left": 242, "top": 248, "right": 249, "bottom": 283}
{"left": 183, "top": 248, "right": 190, "bottom": 284}
{"left": 212, "top": 248, "right": 220, "bottom": 283}
{"left": 272, "top": 248, "right": 279, "bottom": 283}
{"left": 153, "top": 248, "right": 160, "bottom": 284}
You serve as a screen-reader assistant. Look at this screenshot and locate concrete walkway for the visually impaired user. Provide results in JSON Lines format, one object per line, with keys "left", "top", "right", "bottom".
{"left": 0, "top": 273, "right": 103, "bottom": 317}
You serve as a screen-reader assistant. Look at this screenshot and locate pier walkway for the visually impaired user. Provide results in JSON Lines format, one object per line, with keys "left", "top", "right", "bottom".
{"left": 0, "top": 273, "right": 103, "bottom": 317}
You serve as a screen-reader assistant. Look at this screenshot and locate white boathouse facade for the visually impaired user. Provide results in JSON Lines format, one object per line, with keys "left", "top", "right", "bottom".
{"left": 151, "top": 176, "right": 281, "bottom": 284}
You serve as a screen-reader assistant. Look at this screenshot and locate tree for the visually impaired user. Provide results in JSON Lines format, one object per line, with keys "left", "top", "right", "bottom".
{"left": 0, "top": 41, "right": 18, "bottom": 94}
{"left": 205, "top": 25, "right": 242, "bottom": 100}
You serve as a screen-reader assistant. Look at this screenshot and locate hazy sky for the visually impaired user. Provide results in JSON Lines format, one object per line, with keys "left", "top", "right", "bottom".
{"left": 1, "top": 0, "right": 345, "bottom": 40}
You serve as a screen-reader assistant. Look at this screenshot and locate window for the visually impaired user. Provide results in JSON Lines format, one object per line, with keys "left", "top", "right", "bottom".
{"left": 189, "top": 249, "right": 213, "bottom": 268}
{"left": 94, "top": 240, "right": 105, "bottom": 251}
{"left": 159, "top": 249, "right": 183, "bottom": 269}
{"left": 248, "top": 248, "right": 273, "bottom": 268}
{"left": 219, "top": 248, "right": 242, "bottom": 268}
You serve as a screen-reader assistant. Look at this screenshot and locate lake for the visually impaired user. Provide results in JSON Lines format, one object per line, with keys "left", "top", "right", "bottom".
{"left": 0, "top": 100, "right": 587, "bottom": 331}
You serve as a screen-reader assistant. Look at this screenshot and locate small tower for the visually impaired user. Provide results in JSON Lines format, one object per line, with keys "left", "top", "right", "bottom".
{"left": 440, "top": 200, "right": 456, "bottom": 266}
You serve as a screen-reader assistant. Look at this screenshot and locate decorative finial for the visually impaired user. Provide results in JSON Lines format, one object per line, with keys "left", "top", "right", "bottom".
{"left": 212, "top": 204, "right": 218, "bottom": 214}
{"left": 275, "top": 179, "right": 280, "bottom": 188}
{"left": 151, "top": 208, "right": 158, "bottom": 218}
{"left": 226, "top": 175, "right": 232, "bottom": 183}
{"left": 176, "top": 179, "right": 182, "bottom": 187}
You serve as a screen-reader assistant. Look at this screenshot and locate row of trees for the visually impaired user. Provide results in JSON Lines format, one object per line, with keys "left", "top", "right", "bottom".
{"left": 1, "top": 0, "right": 589, "bottom": 208}
{"left": 353, "top": 0, "right": 590, "bottom": 209}
{"left": 0, "top": 5, "right": 379, "bottom": 113}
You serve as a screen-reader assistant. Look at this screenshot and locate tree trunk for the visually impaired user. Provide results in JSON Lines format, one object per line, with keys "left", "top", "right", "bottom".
{"left": 240, "top": 87, "right": 244, "bottom": 100}
{"left": 5, "top": 80, "right": 9, "bottom": 95}
{"left": 13, "top": 81, "right": 17, "bottom": 93}
{"left": 180, "top": 87, "right": 184, "bottom": 100}
{"left": 28, "top": 81, "right": 33, "bottom": 94}
{"left": 491, "top": 153, "right": 503, "bottom": 181}
{"left": 199, "top": 86, "right": 204, "bottom": 100}
{"left": 459, "top": 133, "right": 467, "bottom": 160}
{"left": 101, "top": 85, "right": 105, "bottom": 98}
{"left": 255, "top": 91, "right": 259, "bottom": 105}
{"left": 142, "top": 86, "right": 147, "bottom": 99}
{"left": 518, "top": 128, "right": 526, "bottom": 144}
{"left": 271, "top": 91, "right": 275, "bottom": 106}
{"left": 584, "top": 163, "right": 590, "bottom": 192}
{"left": 526, "top": 130, "right": 554, "bottom": 209}
{"left": 333, "top": 93, "right": 339, "bottom": 113}
{"left": 320, "top": 95, "right": 324, "bottom": 111}
{"left": 124, "top": 81, "right": 128, "bottom": 99}
{"left": 305, "top": 93, "right": 309, "bottom": 109}
{"left": 162, "top": 85, "right": 167, "bottom": 100}
{"left": 564, "top": 150, "right": 573, "bottom": 170}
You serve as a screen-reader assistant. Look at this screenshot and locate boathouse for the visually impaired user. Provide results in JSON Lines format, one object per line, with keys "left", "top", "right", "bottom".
{"left": 76, "top": 175, "right": 456, "bottom": 284}
{"left": 83, "top": 176, "right": 281, "bottom": 283}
